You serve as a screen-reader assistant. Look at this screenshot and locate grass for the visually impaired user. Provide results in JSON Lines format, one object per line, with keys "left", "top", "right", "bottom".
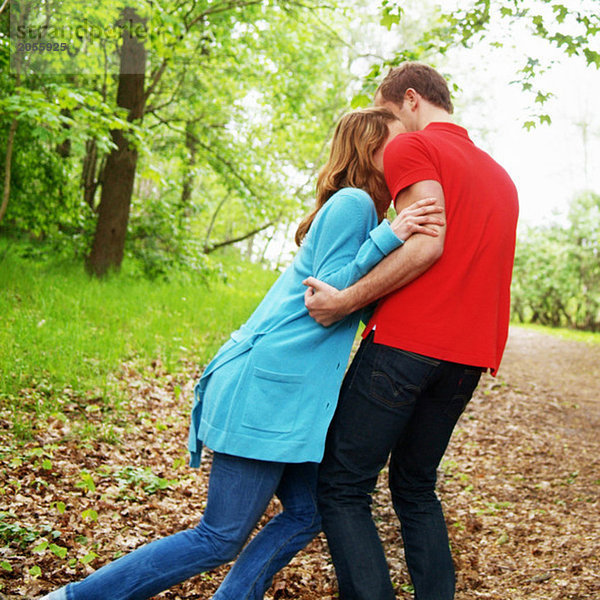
{"left": 0, "top": 241, "right": 278, "bottom": 437}
{"left": 512, "top": 322, "right": 600, "bottom": 345}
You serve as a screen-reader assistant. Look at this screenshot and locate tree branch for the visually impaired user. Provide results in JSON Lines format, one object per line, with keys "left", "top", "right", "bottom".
{"left": 204, "top": 220, "right": 278, "bottom": 253}
{"left": 204, "top": 191, "right": 229, "bottom": 250}
{"left": 150, "top": 112, "right": 262, "bottom": 199}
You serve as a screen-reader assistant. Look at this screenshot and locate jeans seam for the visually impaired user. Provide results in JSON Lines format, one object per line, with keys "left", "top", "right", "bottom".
{"left": 369, "top": 352, "right": 438, "bottom": 409}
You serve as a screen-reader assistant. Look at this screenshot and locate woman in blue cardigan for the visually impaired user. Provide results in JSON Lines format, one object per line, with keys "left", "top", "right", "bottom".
{"left": 41, "top": 107, "right": 443, "bottom": 600}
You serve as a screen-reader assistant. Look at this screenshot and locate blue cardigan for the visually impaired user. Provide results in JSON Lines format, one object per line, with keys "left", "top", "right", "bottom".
{"left": 188, "top": 188, "right": 403, "bottom": 466}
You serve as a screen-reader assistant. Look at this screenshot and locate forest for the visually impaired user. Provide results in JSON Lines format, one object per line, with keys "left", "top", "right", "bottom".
{"left": 1, "top": 0, "right": 599, "bottom": 598}
{"left": 1, "top": 0, "right": 598, "bottom": 326}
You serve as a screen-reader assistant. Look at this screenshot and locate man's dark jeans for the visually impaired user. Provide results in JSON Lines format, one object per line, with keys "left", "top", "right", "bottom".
{"left": 318, "top": 332, "right": 482, "bottom": 600}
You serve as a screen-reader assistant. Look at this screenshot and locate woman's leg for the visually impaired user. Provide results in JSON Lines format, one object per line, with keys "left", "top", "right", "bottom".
{"left": 213, "top": 462, "right": 321, "bottom": 600}
{"left": 53, "top": 453, "right": 285, "bottom": 600}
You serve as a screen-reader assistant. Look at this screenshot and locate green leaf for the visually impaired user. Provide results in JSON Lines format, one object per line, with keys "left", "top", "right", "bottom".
{"left": 81, "top": 509, "right": 98, "bottom": 522}
{"left": 76, "top": 472, "right": 96, "bottom": 493}
{"left": 0, "top": 560, "right": 12, "bottom": 572}
{"left": 50, "top": 543, "right": 68, "bottom": 559}
{"left": 496, "top": 531, "right": 509, "bottom": 545}
{"left": 380, "top": 4, "right": 402, "bottom": 30}
{"left": 381, "top": 13, "right": 401, "bottom": 30}
{"left": 552, "top": 4, "right": 569, "bottom": 24}
{"left": 29, "top": 565, "right": 42, "bottom": 577}
{"left": 80, "top": 551, "right": 99, "bottom": 565}
{"left": 33, "top": 540, "right": 49, "bottom": 553}
{"left": 350, "top": 94, "right": 371, "bottom": 109}
{"left": 583, "top": 48, "right": 600, "bottom": 68}
{"left": 535, "top": 91, "right": 552, "bottom": 104}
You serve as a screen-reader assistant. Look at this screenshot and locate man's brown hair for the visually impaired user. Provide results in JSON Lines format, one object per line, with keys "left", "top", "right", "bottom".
{"left": 377, "top": 62, "right": 453, "bottom": 114}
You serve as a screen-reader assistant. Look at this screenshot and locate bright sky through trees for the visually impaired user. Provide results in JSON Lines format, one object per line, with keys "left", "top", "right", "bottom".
{"left": 426, "top": 0, "right": 600, "bottom": 228}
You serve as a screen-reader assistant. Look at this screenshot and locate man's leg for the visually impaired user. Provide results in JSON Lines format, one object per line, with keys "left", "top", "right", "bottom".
{"left": 389, "top": 363, "right": 481, "bottom": 600}
{"left": 214, "top": 462, "right": 321, "bottom": 600}
{"left": 318, "top": 335, "right": 441, "bottom": 600}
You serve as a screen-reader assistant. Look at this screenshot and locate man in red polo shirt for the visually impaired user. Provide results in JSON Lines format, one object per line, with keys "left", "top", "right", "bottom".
{"left": 303, "top": 63, "right": 519, "bottom": 600}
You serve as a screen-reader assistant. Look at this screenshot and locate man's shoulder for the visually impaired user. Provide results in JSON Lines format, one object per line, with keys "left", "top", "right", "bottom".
{"left": 385, "top": 131, "right": 432, "bottom": 163}
{"left": 388, "top": 130, "right": 426, "bottom": 148}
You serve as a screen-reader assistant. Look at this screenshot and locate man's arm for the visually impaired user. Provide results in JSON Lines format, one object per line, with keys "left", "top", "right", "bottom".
{"left": 303, "top": 180, "right": 446, "bottom": 326}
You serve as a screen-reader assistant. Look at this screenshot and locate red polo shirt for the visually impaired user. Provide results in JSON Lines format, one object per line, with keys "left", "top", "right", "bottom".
{"left": 364, "top": 122, "right": 519, "bottom": 375}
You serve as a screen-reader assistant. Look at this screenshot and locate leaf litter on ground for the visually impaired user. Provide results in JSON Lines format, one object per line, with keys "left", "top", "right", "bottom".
{"left": 0, "top": 327, "right": 599, "bottom": 599}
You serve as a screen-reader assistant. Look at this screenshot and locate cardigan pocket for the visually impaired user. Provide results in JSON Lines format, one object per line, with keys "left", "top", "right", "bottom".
{"left": 241, "top": 367, "right": 304, "bottom": 434}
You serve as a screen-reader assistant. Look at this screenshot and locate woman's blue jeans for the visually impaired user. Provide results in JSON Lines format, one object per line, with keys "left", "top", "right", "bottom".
{"left": 52, "top": 452, "right": 320, "bottom": 600}
{"left": 318, "top": 332, "right": 482, "bottom": 600}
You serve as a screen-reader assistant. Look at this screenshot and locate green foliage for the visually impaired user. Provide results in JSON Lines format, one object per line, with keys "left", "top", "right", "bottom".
{"left": 1, "top": 0, "right": 357, "bottom": 273}
{"left": 33, "top": 540, "right": 68, "bottom": 558}
{"left": 80, "top": 509, "right": 99, "bottom": 522}
{"left": 380, "top": 0, "right": 402, "bottom": 30}
{"left": 137, "top": 2, "right": 354, "bottom": 264}
{"left": 0, "top": 97, "right": 86, "bottom": 243}
{"left": 0, "top": 512, "right": 39, "bottom": 549}
{"left": 113, "top": 465, "right": 176, "bottom": 496}
{"left": 126, "top": 195, "right": 213, "bottom": 279}
{"left": 512, "top": 192, "right": 600, "bottom": 331}
{"left": 370, "top": 0, "right": 600, "bottom": 125}
{"left": 75, "top": 471, "right": 97, "bottom": 494}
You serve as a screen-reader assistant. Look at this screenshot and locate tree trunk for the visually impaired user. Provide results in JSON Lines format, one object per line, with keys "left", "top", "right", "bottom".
{"left": 180, "top": 121, "right": 198, "bottom": 216}
{"left": 81, "top": 138, "right": 100, "bottom": 210}
{"left": 0, "top": 1, "right": 29, "bottom": 225}
{"left": 86, "top": 8, "right": 146, "bottom": 277}
{"left": 0, "top": 119, "right": 18, "bottom": 224}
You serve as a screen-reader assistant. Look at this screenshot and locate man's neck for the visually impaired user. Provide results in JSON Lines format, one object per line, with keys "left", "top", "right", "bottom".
{"left": 417, "top": 105, "right": 453, "bottom": 130}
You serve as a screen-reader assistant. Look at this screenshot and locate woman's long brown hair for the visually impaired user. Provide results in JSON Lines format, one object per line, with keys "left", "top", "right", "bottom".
{"left": 295, "top": 107, "right": 398, "bottom": 246}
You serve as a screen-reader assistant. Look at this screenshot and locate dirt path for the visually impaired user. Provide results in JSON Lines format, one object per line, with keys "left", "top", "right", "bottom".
{"left": 439, "top": 327, "right": 600, "bottom": 600}
{"left": 2, "top": 327, "right": 599, "bottom": 599}
{"left": 499, "top": 327, "right": 600, "bottom": 442}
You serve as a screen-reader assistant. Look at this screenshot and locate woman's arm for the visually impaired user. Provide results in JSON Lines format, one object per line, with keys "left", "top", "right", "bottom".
{"left": 310, "top": 189, "right": 443, "bottom": 296}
